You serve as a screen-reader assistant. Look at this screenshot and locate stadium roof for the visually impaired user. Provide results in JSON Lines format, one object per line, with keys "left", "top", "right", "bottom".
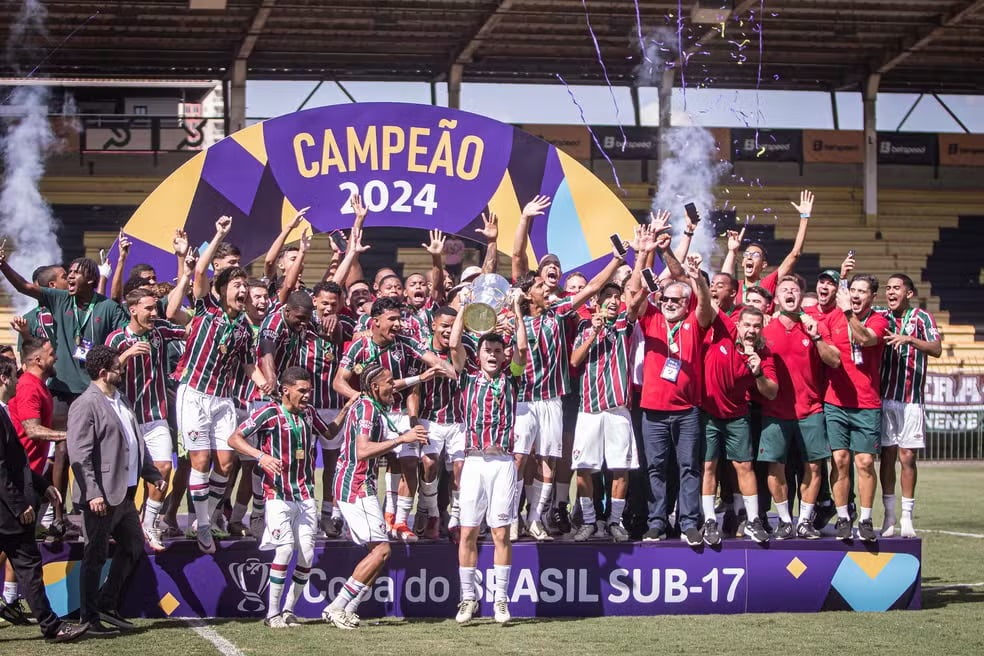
{"left": 4, "top": 0, "right": 984, "bottom": 93}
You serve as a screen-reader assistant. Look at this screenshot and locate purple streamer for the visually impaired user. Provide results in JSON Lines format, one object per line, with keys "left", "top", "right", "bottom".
{"left": 633, "top": 0, "right": 653, "bottom": 69}
{"left": 677, "top": 0, "right": 686, "bottom": 109}
{"left": 580, "top": 0, "right": 627, "bottom": 151}
{"left": 555, "top": 73, "right": 623, "bottom": 193}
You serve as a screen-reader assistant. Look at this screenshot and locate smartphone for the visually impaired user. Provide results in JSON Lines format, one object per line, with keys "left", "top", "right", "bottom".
{"left": 609, "top": 233, "right": 628, "bottom": 258}
{"left": 642, "top": 268, "right": 660, "bottom": 292}
{"left": 330, "top": 230, "right": 348, "bottom": 252}
{"left": 847, "top": 249, "right": 856, "bottom": 258}
{"left": 684, "top": 202, "right": 700, "bottom": 223}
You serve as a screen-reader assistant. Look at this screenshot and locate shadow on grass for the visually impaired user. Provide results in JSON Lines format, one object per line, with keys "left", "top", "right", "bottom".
{"left": 921, "top": 577, "right": 984, "bottom": 609}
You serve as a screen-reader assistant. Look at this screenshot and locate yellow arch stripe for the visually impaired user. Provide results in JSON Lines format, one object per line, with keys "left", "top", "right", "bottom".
{"left": 487, "top": 169, "right": 536, "bottom": 268}
{"left": 125, "top": 153, "right": 206, "bottom": 250}
{"left": 231, "top": 122, "right": 268, "bottom": 166}
{"left": 557, "top": 150, "right": 637, "bottom": 259}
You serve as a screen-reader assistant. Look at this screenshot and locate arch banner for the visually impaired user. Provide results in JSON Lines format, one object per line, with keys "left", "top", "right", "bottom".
{"left": 108, "top": 102, "right": 638, "bottom": 281}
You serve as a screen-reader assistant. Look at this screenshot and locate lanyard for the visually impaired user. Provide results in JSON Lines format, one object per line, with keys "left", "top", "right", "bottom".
{"left": 896, "top": 307, "right": 915, "bottom": 333}
{"left": 218, "top": 314, "right": 238, "bottom": 352}
{"left": 281, "top": 404, "right": 304, "bottom": 442}
{"left": 666, "top": 320, "right": 682, "bottom": 348}
{"left": 365, "top": 340, "right": 391, "bottom": 367}
{"left": 73, "top": 298, "right": 95, "bottom": 344}
{"left": 483, "top": 371, "right": 503, "bottom": 396}
{"left": 369, "top": 396, "right": 400, "bottom": 432}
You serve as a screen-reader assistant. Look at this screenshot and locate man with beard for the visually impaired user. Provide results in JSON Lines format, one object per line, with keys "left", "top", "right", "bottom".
{"left": 721, "top": 190, "right": 815, "bottom": 307}
{"left": 699, "top": 304, "right": 779, "bottom": 545}
{"left": 176, "top": 216, "right": 273, "bottom": 554}
{"left": 879, "top": 274, "right": 941, "bottom": 538}
{"left": 759, "top": 276, "right": 841, "bottom": 539}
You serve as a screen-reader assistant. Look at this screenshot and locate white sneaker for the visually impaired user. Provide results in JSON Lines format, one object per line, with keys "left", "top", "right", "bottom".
{"left": 900, "top": 516, "right": 916, "bottom": 538}
{"left": 881, "top": 517, "right": 896, "bottom": 537}
{"left": 509, "top": 519, "right": 519, "bottom": 542}
{"left": 264, "top": 615, "right": 287, "bottom": 629}
{"left": 196, "top": 525, "right": 216, "bottom": 555}
{"left": 608, "top": 522, "right": 630, "bottom": 542}
{"left": 572, "top": 523, "right": 595, "bottom": 542}
{"left": 143, "top": 526, "right": 166, "bottom": 552}
{"left": 526, "top": 520, "right": 553, "bottom": 542}
{"left": 322, "top": 605, "right": 356, "bottom": 630}
{"left": 455, "top": 599, "right": 479, "bottom": 624}
{"left": 493, "top": 599, "right": 510, "bottom": 624}
{"left": 345, "top": 611, "right": 360, "bottom": 627}
{"left": 281, "top": 611, "right": 301, "bottom": 627}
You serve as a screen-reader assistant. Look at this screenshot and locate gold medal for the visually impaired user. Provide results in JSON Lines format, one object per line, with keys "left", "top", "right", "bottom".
{"left": 353, "top": 363, "right": 364, "bottom": 375}
{"left": 75, "top": 335, "right": 81, "bottom": 346}
{"left": 219, "top": 343, "right": 228, "bottom": 355}
{"left": 325, "top": 351, "right": 334, "bottom": 362}
{"left": 295, "top": 448, "right": 305, "bottom": 460}
{"left": 669, "top": 342, "right": 679, "bottom": 354}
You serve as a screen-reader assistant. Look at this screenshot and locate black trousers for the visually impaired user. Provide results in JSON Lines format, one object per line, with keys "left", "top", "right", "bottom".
{"left": 0, "top": 529, "right": 62, "bottom": 637}
{"left": 80, "top": 488, "right": 145, "bottom": 623}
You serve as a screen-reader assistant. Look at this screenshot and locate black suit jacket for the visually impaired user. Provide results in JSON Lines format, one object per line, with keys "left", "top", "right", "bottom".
{"left": 0, "top": 404, "right": 48, "bottom": 535}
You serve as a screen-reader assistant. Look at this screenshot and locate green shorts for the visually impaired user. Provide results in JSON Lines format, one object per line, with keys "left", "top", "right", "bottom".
{"left": 824, "top": 403, "right": 881, "bottom": 455}
{"left": 702, "top": 413, "right": 753, "bottom": 462}
{"left": 757, "top": 412, "right": 830, "bottom": 463}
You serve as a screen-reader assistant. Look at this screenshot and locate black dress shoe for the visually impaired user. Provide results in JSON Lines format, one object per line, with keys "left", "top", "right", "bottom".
{"left": 0, "top": 599, "right": 32, "bottom": 625}
{"left": 98, "top": 609, "right": 135, "bottom": 630}
{"left": 47, "top": 622, "right": 89, "bottom": 643}
{"left": 85, "top": 620, "right": 121, "bottom": 637}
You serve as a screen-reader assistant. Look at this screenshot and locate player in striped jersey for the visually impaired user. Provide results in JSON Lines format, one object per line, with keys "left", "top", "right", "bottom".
{"left": 323, "top": 363, "right": 428, "bottom": 630}
{"left": 227, "top": 367, "right": 347, "bottom": 629}
{"left": 878, "top": 274, "right": 942, "bottom": 538}
{"left": 176, "top": 216, "right": 273, "bottom": 554}
{"left": 405, "top": 229, "right": 447, "bottom": 339}
{"left": 449, "top": 294, "right": 528, "bottom": 625}
{"left": 512, "top": 244, "right": 629, "bottom": 541}
{"left": 354, "top": 274, "right": 426, "bottom": 342}
{"left": 569, "top": 281, "right": 644, "bottom": 542}
{"left": 105, "top": 287, "right": 185, "bottom": 550}
{"left": 334, "top": 297, "right": 453, "bottom": 541}
{"left": 302, "top": 281, "right": 354, "bottom": 538}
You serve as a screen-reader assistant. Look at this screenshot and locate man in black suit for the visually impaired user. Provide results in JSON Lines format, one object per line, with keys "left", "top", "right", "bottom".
{"left": 67, "top": 345, "right": 166, "bottom": 637}
{"left": 0, "top": 355, "right": 86, "bottom": 642}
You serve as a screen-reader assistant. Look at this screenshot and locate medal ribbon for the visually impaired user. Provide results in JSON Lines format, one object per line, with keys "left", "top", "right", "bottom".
{"left": 368, "top": 396, "right": 400, "bottom": 432}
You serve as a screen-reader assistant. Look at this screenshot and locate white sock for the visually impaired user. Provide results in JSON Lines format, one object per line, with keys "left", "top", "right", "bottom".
{"left": 742, "top": 495, "right": 759, "bottom": 520}
{"left": 206, "top": 473, "right": 228, "bottom": 519}
{"left": 860, "top": 506, "right": 872, "bottom": 522}
{"left": 420, "top": 478, "right": 440, "bottom": 517}
{"left": 143, "top": 498, "right": 163, "bottom": 531}
{"left": 526, "top": 480, "right": 544, "bottom": 523}
{"left": 732, "top": 493, "right": 746, "bottom": 514}
{"left": 532, "top": 482, "right": 553, "bottom": 524}
{"left": 345, "top": 586, "right": 371, "bottom": 614}
{"left": 609, "top": 498, "right": 626, "bottom": 526}
{"left": 798, "top": 502, "right": 815, "bottom": 525}
{"left": 230, "top": 502, "right": 248, "bottom": 524}
{"left": 901, "top": 496, "right": 915, "bottom": 519}
{"left": 2, "top": 581, "right": 17, "bottom": 604}
{"left": 189, "top": 468, "right": 212, "bottom": 529}
{"left": 267, "top": 547, "right": 292, "bottom": 619}
{"left": 578, "top": 497, "right": 596, "bottom": 525}
{"left": 701, "top": 495, "right": 717, "bottom": 523}
{"left": 493, "top": 564, "right": 510, "bottom": 603}
{"left": 40, "top": 503, "right": 55, "bottom": 529}
{"left": 385, "top": 472, "right": 401, "bottom": 515}
{"left": 882, "top": 494, "right": 897, "bottom": 521}
{"left": 321, "top": 500, "right": 333, "bottom": 517}
{"left": 331, "top": 577, "right": 366, "bottom": 612}
{"left": 395, "top": 495, "right": 414, "bottom": 527}
{"left": 555, "top": 482, "right": 570, "bottom": 508}
{"left": 283, "top": 563, "right": 312, "bottom": 613}
{"left": 459, "top": 567, "right": 476, "bottom": 601}
{"left": 776, "top": 500, "right": 792, "bottom": 523}
{"left": 836, "top": 504, "right": 850, "bottom": 520}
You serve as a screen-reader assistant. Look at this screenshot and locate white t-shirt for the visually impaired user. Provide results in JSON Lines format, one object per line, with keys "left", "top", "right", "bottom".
{"left": 106, "top": 391, "right": 140, "bottom": 488}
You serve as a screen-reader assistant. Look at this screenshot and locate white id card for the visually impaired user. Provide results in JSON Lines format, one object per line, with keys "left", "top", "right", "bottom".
{"left": 73, "top": 339, "right": 93, "bottom": 362}
{"left": 660, "top": 358, "right": 682, "bottom": 383}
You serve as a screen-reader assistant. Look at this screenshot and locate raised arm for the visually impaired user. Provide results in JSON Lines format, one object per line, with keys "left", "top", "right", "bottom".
{"left": 511, "top": 294, "right": 528, "bottom": 370}
{"left": 333, "top": 366, "right": 361, "bottom": 402}
{"left": 109, "top": 231, "right": 130, "bottom": 303}
{"left": 263, "top": 207, "right": 309, "bottom": 282}
{"left": 194, "top": 216, "right": 232, "bottom": 300}
{"left": 686, "top": 255, "right": 715, "bottom": 329}
{"left": 166, "top": 249, "right": 196, "bottom": 325}
{"left": 776, "top": 190, "right": 814, "bottom": 280}
{"left": 720, "top": 226, "right": 744, "bottom": 276}
{"left": 422, "top": 229, "right": 446, "bottom": 302}
{"left": 449, "top": 304, "right": 467, "bottom": 373}
{"left": 671, "top": 209, "right": 698, "bottom": 264}
{"left": 475, "top": 212, "right": 500, "bottom": 274}
{"left": 570, "top": 313, "right": 602, "bottom": 368}
{"left": 331, "top": 227, "right": 370, "bottom": 286}
{"left": 0, "top": 240, "right": 40, "bottom": 299}
{"left": 627, "top": 224, "right": 661, "bottom": 321}
{"left": 172, "top": 229, "right": 190, "bottom": 281}
{"left": 511, "top": 195, "right": 551, "bottom": 281}
{"left": 278, "top": 229, "right": 310, "bottom": 305}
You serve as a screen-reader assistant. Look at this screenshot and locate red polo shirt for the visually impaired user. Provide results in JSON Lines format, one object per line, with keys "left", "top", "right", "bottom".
{"left": 821, "top": 308, "right": 889, "bottom": 409}
{"left": 758, "top": 317, "right": 831, "bottom": 420}
{"left": 639, "top": 303, "right": 707, "bottom": 412}
{"left": 701, "top": 311, "right": 776, "bottom": 419}
{"left": 736, "top": 270, "right": 779, "bottom": 307}
{"left": 8, "top": 371, "right": 54, "bottom": 475}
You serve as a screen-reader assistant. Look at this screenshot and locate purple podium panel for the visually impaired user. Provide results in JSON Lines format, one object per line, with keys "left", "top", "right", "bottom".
{"left": 39, "top": 538, "right": 920, "bottom": 618}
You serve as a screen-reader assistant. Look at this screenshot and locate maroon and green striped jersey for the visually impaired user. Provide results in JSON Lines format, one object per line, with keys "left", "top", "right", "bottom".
{"left": 299, "top": 327, "right": 345, "bottom": 409}
{"left": 106, "top": 320, "right": 186, "bottom": 423}
{"left": 410, "top": 298, "right": 437, "bottom": 339}
{"left": 175, "top": 294, "right": 255, "bottom": 397}
{"left": 356, "top": 306, "right": 425, "bottom": 342}
{"left": 880, "top": 307, "right": 940, "bottom": 404}
{"left": 230, "top": 321, "right": 261, "bottom": 411}
{"left": 237, "top": 402, "right": 330, "bottom": 501}
{"left": 460, "top": 369, "right": 519, "bottom": 451}
{"left": 573, "top": 312, "right": 635, "bottom": 413}
{"left": 333, "top": 397, "right": 387, "bottom": 503}
{"left": 339, "top": 334, "right": 426, "bottom": 412}
{"left": 244, "top": 308, "right": 303, "bottom": 402}
{"left": 518, "top": 298, "right": 577, "bottom": 401}
{"left": 418, "top": 334, "right": 477, "bottom": 423}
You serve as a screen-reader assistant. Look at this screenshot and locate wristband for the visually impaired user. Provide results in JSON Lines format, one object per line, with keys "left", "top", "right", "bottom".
{"left": 800, "top": 213, "right": 810, "bottom": 219}
{"left": 843, "top": 309, "right": 853, "bottom": 318}
{"left": 404, "top": 375, "right": 420, "bottom": 387}
{"left": 684, "top": 230, "right": 695, "bottom": 237}
{"left": 754, "top": 369, "right": 765, "bottom": 379}
{"left": 811, "top": 334, "right": 822, "bottom": 343}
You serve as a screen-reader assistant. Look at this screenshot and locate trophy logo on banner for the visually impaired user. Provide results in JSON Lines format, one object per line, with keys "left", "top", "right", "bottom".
{"left": 229, "top": 558, "right": 271, "bottom": 613}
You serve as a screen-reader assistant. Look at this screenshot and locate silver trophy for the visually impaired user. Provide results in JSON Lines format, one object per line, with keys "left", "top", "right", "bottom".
{"left": 461, "top": 273, "right": 512, "bottom": 333}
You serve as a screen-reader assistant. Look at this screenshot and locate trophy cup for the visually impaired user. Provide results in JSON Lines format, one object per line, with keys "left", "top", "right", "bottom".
{"left": 461, "top": 273, "right": 513, "bottom": 333}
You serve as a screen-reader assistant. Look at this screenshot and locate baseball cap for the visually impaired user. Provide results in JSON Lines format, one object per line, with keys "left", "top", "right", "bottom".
{"left": 460, "top": 266, "right": 483, "bottom": 283}
{"left": 538, "top": 253, "right": 561, "bottom": 270}
{"left": 818, "top": 269, "right": 840, "bottom": 285}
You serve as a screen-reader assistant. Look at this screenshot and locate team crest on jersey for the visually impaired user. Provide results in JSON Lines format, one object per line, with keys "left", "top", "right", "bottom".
{"left": 802, "top": 339, "right": 810, "bottom": 347}
{"left": 683, "top": 323, "right": 691, "bottom": 331}
{"left": 719, "top": 344, "right": 728, "bottom": 355}
{"left": 392, "top": 348, "right": 404, "bottom": 362}
{"left": 150, "top": 333, "right": 162, "bottom": 349}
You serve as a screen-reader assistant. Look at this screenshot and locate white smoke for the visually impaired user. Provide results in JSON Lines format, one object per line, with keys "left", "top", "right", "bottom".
{"left": 1, "top": 0, "right": 62, "bottom": 314}
{"left": 635, "top": 27, "right": 727, "bottom": 271}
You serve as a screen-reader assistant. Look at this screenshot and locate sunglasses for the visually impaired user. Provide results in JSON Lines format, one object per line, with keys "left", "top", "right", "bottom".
{"left": 660, "top": 296, "right": 684, "bottom": 304}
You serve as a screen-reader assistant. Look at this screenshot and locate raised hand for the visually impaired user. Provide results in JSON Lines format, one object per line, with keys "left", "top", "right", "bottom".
{"left": 400, "top": 425, "right": 429, "bottom": 445}
{"left": 840, "top": 253, "right": 856, "bottom": 280}
{"left": 172, "top": 229, "right": 189, "bottom": 257}
{"left": 836, "top": 287, "right": 852, "bottom": 313}
{"left": 746, "top": 351, "right": 762, "bottom": 376}
{"left": 475, "top": 212, "right": 499, "bottom": 242}
{"left": 184, "top": 248, "right": 199, "bottom": 270}
{"left": 423, "top": 229, "right": 446, "bottom": 256}
{"left": 727, "top": 227, "right": 746, "bottom": 252}
{"left": 98, "top": 250, "right": 111, "bottom": 279}
{"left": 215, "top": 215, "right": 233, "bottom": 236}
{"left": 350, "top": 227, "right": 371, "bottom": 254}
{"left": 10, "top": 315, "right": 28, "bottom": 336}
{"left": 118, "top": 230, "right": 131, "bottom": 256}
{"left": 591, "top": 309, "right": 604, "bottom": 331}
{"left": 299, "top": 229, "right": 312, "bottom": 253}
{"left": 685, "top": 255, "right": 701, "bottom": 279}
{"left": 290, "top": 206, "right": 310, "bottom": 230}
{"left": 522, "top": 195, "right": 551, "bottom": 219}
{"left": 791, "top": 189, "right": 815, "bottom": 217}
{"left": 648, "top": 209, "right": 671, "bottom": 236}
{"left": 801, "top": 313, "right": 819, "bottom": 338}
{"left": 350, "top": 194, "right": 367, "bottom": 221}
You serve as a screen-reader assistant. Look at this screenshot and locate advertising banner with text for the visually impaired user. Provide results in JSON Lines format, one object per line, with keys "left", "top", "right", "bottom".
{"left": 731, "top": 129, "right": 802, "bottom": 162}
{"left": 803, "top": 130, "right": 863, "bottom": 163}
{"left": 938, "top": 134, "right": 984, "bottom": 167}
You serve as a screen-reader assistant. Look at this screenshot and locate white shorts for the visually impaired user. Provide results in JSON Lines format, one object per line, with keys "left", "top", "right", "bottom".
{"left": 881, "top": 400, "right": 926, "bottom": 449}
{"left": 140, "top": 420, "right": 173, "bottom": 462}
{"left": 513, "top": 397, "right": 563, "bottom": 458}
{"left": 572, "top": 407, "right": 639, "bottom": 471}
{"left": 459, "top": 455, "right": 517, "bottom": 529}
{"left": 316, "top": 408, "right": 342, "bottom": 449}
{"left": 258, "top": 498, "right": 318, "bottom": 551}
{"left": 177, "top": 384, "right": 237, "bottom": 452}
{"left": 418, "top": 419, "right": 465, "bottom": 463}
{"left": 385, "top": 413, "right": 417, "bottom": 458}
{"left": 337, "top": 496, "right": 389, "bottom": 546}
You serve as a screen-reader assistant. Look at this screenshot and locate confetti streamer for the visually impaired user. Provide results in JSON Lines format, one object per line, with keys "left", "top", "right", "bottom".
{"left": 556, "top": 73, "right": 623, "bottom": 193}
{"left": 581, "top": 0, "right": 627, "bottom": 151}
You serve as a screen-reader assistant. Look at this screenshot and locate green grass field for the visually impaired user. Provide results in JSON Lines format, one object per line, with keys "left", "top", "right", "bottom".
{"left": 2, "top": 465, "right": 983, "bottom": 656}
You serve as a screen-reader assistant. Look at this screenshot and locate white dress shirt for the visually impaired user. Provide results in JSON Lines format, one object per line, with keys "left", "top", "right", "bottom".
{"left": 106, "top": 391, "right": 140, "bottom": 488}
